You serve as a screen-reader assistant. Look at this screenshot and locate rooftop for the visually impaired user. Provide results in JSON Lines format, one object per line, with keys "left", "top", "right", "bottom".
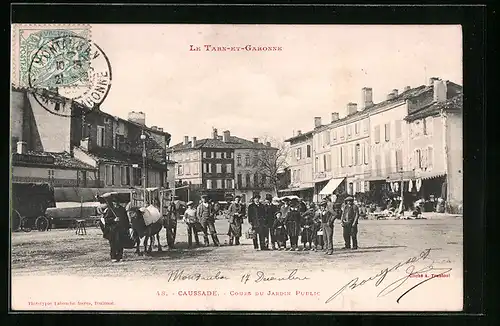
{"left": 404, "top": 93, "right": 463, "bottom": 122}
{"left": 12, "top": 151, "right": 96, "bottom": 170}
{"left": 77, "top": 146, "right": 175, "bottom": 169}
{"left": 170, "top": 135, "right": 277, "bottom": 151}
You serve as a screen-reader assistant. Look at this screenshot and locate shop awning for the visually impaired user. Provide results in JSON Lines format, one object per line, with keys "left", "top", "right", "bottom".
{"left": 319, "top": 177, "right": 345, "bottom": 195}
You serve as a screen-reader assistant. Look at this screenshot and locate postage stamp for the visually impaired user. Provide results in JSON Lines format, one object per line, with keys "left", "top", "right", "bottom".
{"left": 12, "top": 24, "right": 112, "bottom": 117}
{"left": 10, "top": 24, "right": 465, "bottom": 312}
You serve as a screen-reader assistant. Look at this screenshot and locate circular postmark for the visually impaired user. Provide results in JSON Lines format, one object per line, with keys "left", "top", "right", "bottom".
{"left": 28, "top": 35, "right": 112, "bottom": 118}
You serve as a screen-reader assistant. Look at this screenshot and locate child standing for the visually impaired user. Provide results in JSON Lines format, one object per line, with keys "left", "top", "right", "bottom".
{"left": 272, "top": 211, "right": 288, "bottom": 250}
{"left": 300, "top": 209, "right": 315, "bottom": 250}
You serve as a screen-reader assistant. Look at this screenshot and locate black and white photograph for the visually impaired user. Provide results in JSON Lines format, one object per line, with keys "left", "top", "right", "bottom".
{"left": 10, "top": 22, "right": 463, "bottom": 311}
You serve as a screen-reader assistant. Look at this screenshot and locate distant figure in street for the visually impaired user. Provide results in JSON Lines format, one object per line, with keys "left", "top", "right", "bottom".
{"left": 341, "top": 196, "right": 359, "bottom": 249}
{"left": 196, "top": 195, "right": 220, "bottom": 247}
{"left": 227, "top": 195, "right": 245, "bottom": 245}
{"left": 300, "top": 204, "right": 316, "bottom": 250}
{"left": 272, "top": 211, "right": 288, "bottom": 250}
{"left": 263, "top": 194, "right": 278, "bottom": 249}
{"left": 247, "top": 194, "right": 267, "bottom": 250}
{"left": 316, "top": 200, "right": 336, "bottom": 255}
{"left": 284, "top": 198, "right": 302, "bottom": 251}
{"left": 183, "top": 201, "right": 200, "bottom": 248}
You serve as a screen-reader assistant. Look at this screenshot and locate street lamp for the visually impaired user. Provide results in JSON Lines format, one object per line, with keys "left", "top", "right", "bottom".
{"left": 140, "top": 130, "right": 147, "bottom": 207}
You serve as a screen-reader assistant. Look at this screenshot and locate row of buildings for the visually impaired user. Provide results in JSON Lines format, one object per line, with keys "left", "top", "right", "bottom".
{"left": 11, "top": 87, "right": 176, "bottom": 195}
{"left": 282, "top": 77, "right": 463, "bottom": 213}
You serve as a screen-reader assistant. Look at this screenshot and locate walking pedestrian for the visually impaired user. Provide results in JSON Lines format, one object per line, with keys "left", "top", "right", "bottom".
{"left": 341, "top": 196, "right": 359, "bottom": 249}
{"left": 263, "top": 194, "right": 278, "bottom": 249}
{"left": 227, "top": 195, "right": 245, "bottom": 245}
{"left": 247, "top": 194, "right": 267, "bottom": 250}
{"left": 316, "top": 200, "right": 337, "bottom": 255}
{"left": 272, "top": 211, "right": 287, "bottom": 250}
{"left": 196, "top": 195, "right": 220, "bottom": 247}
{"left": 285, "top": 198, "right": 302, "bottom": 251}
{"left": 183, "top": 201, "right": 200, "bottom": 248}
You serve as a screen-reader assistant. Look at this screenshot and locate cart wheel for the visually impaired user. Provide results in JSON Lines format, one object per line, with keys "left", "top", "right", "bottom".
{"left": 36, "top": 216, "right": 49, "bottom": 231}
{"left": 12, "top": 210, "right": 22, "bottom": 231}
{"left": 20, "top": 217, "right": 32, "bottom": 232}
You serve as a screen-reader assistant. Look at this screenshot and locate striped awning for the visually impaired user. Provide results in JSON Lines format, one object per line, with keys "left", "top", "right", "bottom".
{"left": 420, "top": 173, "right": 447, "bottom": 181}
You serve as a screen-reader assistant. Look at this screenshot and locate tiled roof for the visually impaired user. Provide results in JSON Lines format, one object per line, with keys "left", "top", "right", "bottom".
{"left": 77, "top": 147, "right": 172, "bottom": 169}
{"left": 12, "top": 151, "right": 96, "bottom": 170}
{"left": 404, "top": 93, "right": 463, "bottom": 122}
{"left": 170, "top": 135, "right": 277, "bottom": 151}
{"left": 284, "top": 130, "right": 315, "bottom": 143}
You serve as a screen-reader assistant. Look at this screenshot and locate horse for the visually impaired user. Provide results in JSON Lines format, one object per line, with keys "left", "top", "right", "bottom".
{"left": 126, "top": 206, "right": 164, "bottom": 255}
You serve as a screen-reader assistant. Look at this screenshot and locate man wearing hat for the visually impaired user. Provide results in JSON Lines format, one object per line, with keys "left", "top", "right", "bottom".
{"left": 280, "top": 197, "right": 291, "bottom": 218}
{"left": 227, "top": 195, "right": 245, "bottom": 245}
{"left": 183, "top": 201, "right": 200, "bottom": 247}
{"left": 284, "top": 198, "right": 302, "bottom": 251}
{"left": 316, "top": 200, "right": 336, "bottom": 255}
{"left": 341, "top": 196, "right": 359, "bottom": 249}
{"left": 247, "top": 194, "right": 267, "bottom": 250}
{"left": 263, "top": 194, "right": 278, "bottom": 250}
{"left": 101, "top": 197, "right": 129, "bottom": 262}
{"left": 196, "top": 195, "right": 220, "bottom": 246}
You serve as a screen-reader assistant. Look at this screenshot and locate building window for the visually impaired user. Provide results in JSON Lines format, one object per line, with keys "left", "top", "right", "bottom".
{"left": 348, "top": 145, "right": 353, "bottom": 167}
{"left": 246, "top": 174, "right": 251, "bottom": 187}
{"left": 315, "top": 156, "right": 319, "bottom": 172}
{"left": 97, "top": 126, "right": 105, "bottom": 147}
{"left": 364, "top": 141, "right": 369, "bottom": 165}
{"left": 323, "top": 131, "right": 330, "bottom": 146}
{"left": 226, "top": 179, "right": 233, "bottom": 189}
{"left": 340, "top": 127, "right": 345, "bottom": 140}
{"left": 355, "top": 144, "right": 361, "bottom": 166}
{"left": 206, "top": 151, "right": 212, "bottom": 159}
{"left": 245, "top": 154, "right": 251, "bottom": 166}
{"left": 105, "top": 165, "right": 113, "bottom": 185}
{"left": 219, "top": 179, "right": 225, "bottom": 189}
{"left": 306, "top": 145, "right": 311, "bottom": 158}
{"left": 395, "top": 120, "right": 402, "bottom": 139}
{"left": 423, "top": 117, "right": 433, "bottom": 136}
{"left": 347, "top": 125, "right": 352, "bottom": 139}
{"left": 254, "top": 174, "right": 259, "bottom": 187}
{"left": 340, "top": 147, "right": 345, "bottom": 168}
{"left": 177, "top": 164, "right": 183, "bottom": 175}
{"left": 226, "top": 164, "right": 232, "bottom": 174}
{"left": 252, "top": 154, "right": 258, "bottom": 167}
{"left": 427, "top": 146, "right": 433, "bottom": 169}
{"left": 355, "top": 123, "right": 360, "bottom": 135}
{"left": 193, "top": 164, "right": 199, "bottom": 175}
{"left": 332, "top": 131, "right": 337, "bottom": 142}
{"left": 374, "top": 125, "right": 380, "bottom": 144}
{"left": 385, "top": 151, "right": 392, "bottom": 174}
{"left": 216, "top": 163, "right": 222, "bottom": 173}
{"left": 348, "top": 182, "right": 354, "bottom": 195}
{"left": 363, "top": 120, "right": 369, "bottom": 134}
{"left": 296, "top": 148, "right": 302, "bottom": 160}
{"left": 133, "top": 167, "right": 142, "bottom": 185}
{"left": 215, "top": 152, "right": 222, "bottom": 159}
{"left": 48, "top": 169, "right": 55, "bottom": 180}
{"left": 384, "top": 123, "right": 391, "bottom": 142}
{"left": 237, "top": 174, "right": 242, "bottom": 189}
{"left": 375, "top": 154, "right": 381, "bottom": 176}
{"left": 395, "top": 149, "right": 403, "bottom": 172}
{"left": 415, "top": 149, "right": 422, "bottom": 169}
{"left": 325, "top": 153, "right": 331, "bottom": 172}
{"left": 206, "top": 179, "right": 213, "bottom": 189}
{"left": 121, "top": 166, "right": 130, "bottom": 185}
{"left": 185, "top": 163, "right": 191, "bottom": 175}
{"left": 203, "top": 152, "right": 207, "bottom": 158}
{"left": 221, "top": 152, "right": 225, "bottom": 159}
{"left": 236, "top": 154, "right": 242, "bottom": 166}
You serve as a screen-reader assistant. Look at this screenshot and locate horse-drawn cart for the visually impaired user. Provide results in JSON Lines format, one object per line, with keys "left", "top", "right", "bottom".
{"left": 11, "top": 183, "right": 55, "bottom": 232}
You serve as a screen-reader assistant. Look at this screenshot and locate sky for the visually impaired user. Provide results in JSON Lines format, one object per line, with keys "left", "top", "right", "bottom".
{"left": 90, "top": 24, "right": 462, "bottom": 145}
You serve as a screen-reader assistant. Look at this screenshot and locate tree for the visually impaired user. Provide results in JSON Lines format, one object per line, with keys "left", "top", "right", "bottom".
{"left": 256, "top": 136, "right": 290, "bottom": 196}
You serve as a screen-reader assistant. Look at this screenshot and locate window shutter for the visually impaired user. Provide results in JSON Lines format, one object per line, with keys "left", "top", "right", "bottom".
{"left": 395, "top": 120, "right": 402, "bottom": 138}
{"left": 374, "top": 125, "right": 380, "bottom": 143}
{"left": 428, "top": 146, "right": 433, "bottom": 169}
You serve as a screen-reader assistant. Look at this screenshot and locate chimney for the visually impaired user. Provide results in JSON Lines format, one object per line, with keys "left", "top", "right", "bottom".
{"left": 223, "top": 130, "right": 230, "bottom": 142}
{"left": 331, "top": 112, "right": 339, "bottom": 122}
{"left": 403, "top": 86, "right": 411, "bottom": 92}
{"left": 16, "top": 141, "right": 27, "bottom": 154}
{"left": 297, "top": 130, "right": 302, "bottom": 136}
{"left": 361, "top": 87, "right": 373, "bottom": 109}
{"left": 183, "top": 136, "right": 189, "bottom": 145}
{"left": 433, "top": 79, "right": 447, "bottom": 102}
{"left": 158, "top": 127, "right": 163, "bottom": 132}
{"left": 218, "top": 135, "right": 223, "bottom": 141}
{"left": 392, "top": 89, "right": 399, "bottom": 97}
{"left": 191, "top": 136, "right": 197, "bottom": 148}
{"left": 80, "top": 138, "right": 92, "bottom": 151}
{"left": 253, "top": 137, "right": 259, "bottom": 143}
{"left": 387, "top": 92, "right": 396, "bottom": 100}
{"left": 211, "top": 128, "right": 218, "bottom": 139}
{"left": 347, "top": 103, "right": 358, "bottom": 115}
{"left": 314, "top": 117, "right": 322, "bottom": 128}
{"left": 151, "top": 126, "right": 158, "bottom": 131}
{"left": 428, "top": 77, "right": 440, "bottom": 86}
{"left": 266, "top": 141, "right": 271, "bottom": 147}
{"left": 128, "top": 111, "right": 146, "bottom": 125}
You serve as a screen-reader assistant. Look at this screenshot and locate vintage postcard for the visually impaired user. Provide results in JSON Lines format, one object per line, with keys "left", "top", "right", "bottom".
{"left": 10, "top": 24, "right": 463, "bottom": 311}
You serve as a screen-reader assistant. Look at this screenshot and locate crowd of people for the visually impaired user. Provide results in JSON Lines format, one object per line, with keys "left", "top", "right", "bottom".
{"left": 182, "top": 193, "right": 361, "bottom": 255}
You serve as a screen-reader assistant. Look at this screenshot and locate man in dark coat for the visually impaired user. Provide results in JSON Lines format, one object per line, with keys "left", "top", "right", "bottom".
{"left": 227, "top": 195, "right": 245, "bottom": 245}
{"left": 102, "top": 199, "right": 130, "bottom": 262}
{"left": 316, "top": 200, "right": 337, "bottom": 255}
{"left": 247, "top": 194, "right": 267, "bottom": 250}
{"left": 263, "top": 194, "right": 278, "bottom": 250}
{"left": 341, "top": 196, "right": 359, "bottom": 249}
{"left": 196, "top": 195, "right": 220, "bottom": 246}
{"left": 284, "top": 198, "right": 302, "bottom": 251}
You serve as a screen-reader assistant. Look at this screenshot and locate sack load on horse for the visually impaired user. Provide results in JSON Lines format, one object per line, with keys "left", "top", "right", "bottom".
{"left": 140, "top": 205, "right": 162, "bottom": 226}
